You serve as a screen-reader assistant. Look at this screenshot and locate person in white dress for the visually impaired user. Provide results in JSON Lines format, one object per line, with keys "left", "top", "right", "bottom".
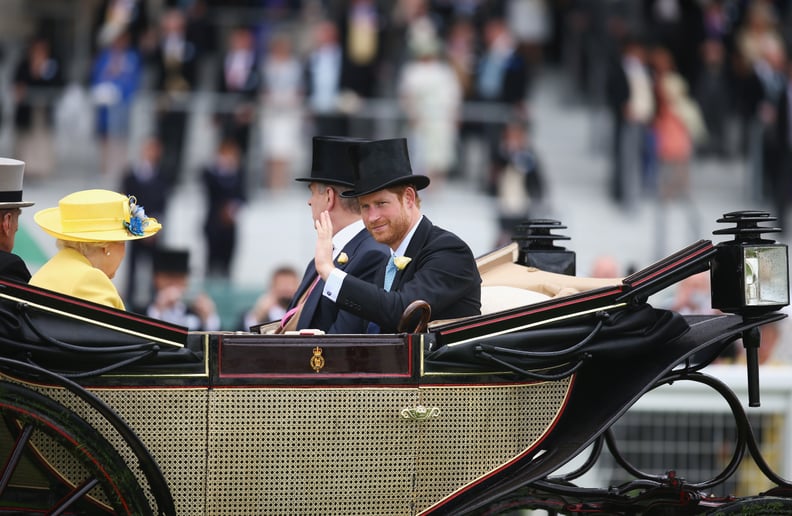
{"left": 261, "top": 32, "right": 304, "bottom": 190}
{"left": 397, "top": 30, "right": 462, "bottom": 185}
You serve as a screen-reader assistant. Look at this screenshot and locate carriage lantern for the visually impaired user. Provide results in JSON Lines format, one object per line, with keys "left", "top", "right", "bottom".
{"left": 710, "top": 211, "right": 789, "bottom": 316}
{"left": 711, "top": 210, "right": 789, "bottom": 407}
{"left": 511, "top": 219, "right": 575, "bottom": 276}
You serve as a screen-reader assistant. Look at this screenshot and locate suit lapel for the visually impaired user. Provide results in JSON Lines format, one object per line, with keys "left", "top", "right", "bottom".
{"left": 391, "top": 217, "right": 432, "bottom": 291}
{"left": 289, "top": 260, "right": 318, "bottom": 310}
{"left": 295, "top": 230, "right": 372, "bottom": 327}
{"left": 296, "top": 272, "right": 323, "bottom": 328}
{"left": 336, "top": 229, "right": 368, "bottom": 271}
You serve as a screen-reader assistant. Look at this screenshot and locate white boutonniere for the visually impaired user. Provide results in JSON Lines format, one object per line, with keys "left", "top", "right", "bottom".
{"left": 393, "top": 256, "right": 412, "bottom": 271}
{"left": 336, "top": 252, "right": 349, "bottom": 265}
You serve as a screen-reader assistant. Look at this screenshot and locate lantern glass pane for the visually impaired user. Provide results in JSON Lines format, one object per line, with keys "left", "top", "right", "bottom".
{"left": 743, "top": 246, "right": 789, "bottom": 306}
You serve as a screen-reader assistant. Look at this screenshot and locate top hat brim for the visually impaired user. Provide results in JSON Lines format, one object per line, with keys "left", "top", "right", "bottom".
{"left": 34, "top": 207, "right": 162, "bottom": 243}
{"left": 293, "top": 175, "right": 355, "bottom": 187}
{"left": 0, "top": 201, "right": 34, "bottom": 209}
{"left": 340, "top": 174, "right": 430, "bottom": 198}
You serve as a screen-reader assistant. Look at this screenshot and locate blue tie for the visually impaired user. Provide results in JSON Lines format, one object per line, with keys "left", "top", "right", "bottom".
{"left": 367, "top": 255, "right": 398, "bottom": 333}
{"left": 384, "top": 255, "right": 398, "bottom": 291}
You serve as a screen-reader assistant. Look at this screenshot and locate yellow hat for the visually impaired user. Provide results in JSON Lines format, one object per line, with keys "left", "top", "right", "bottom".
{"left": 34, "top": 189, "right": 162, "bottom": 242}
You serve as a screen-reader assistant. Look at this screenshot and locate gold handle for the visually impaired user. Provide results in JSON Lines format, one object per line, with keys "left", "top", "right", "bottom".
{"left": 400, "top": 405, "right": 440, "bottom": 421}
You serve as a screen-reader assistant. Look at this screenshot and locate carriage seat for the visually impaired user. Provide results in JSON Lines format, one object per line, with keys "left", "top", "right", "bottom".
{"left": 479, "top": 285, "right": 551, "bottom": 315}
{"left": 428, "top": 243, "right": 623, "bottom": 328}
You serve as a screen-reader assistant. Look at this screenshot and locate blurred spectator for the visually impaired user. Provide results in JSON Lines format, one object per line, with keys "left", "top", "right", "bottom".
{"left": 776, "top": 60, "right": 792, "bottom": 231}
{"left": 476, "top": 18, "right": 531, "bottom": 114}
{"left": 701, "top": 0, "right": 731, "bottom": 43}
{"left": 184, "top": 0, "right": 218, "bottom": 64}
{"left": 216, "top": 26, "right": 260, "bottom": 156}
{"left": 671, "top": 271, "right": 716, "bottom": 315}
{"left": 492, "top": 120, "right": 546, "bottom": 247}
{"left": 151, "top": 7, "right": 200, "bottom": 187}
{"left": 650, "top": 46, "right": 706, "bottom": 200}
{"left": 305, "top": 19, "right": 346, "bottom": 136}
{"left": 12, "top": 36, "right": 63, "bottom": 179}
{"left": 92, "top": 0, "right": 151, "bottom": 52}
{"left": 743, "top": 37, "right": 787, "bottom": 205}
{"left": 734, "top": 1, "right": 786, "bottom": 152}
{"left": 506, "top": 0, "right": 552, "bottom": 75}
{"left": 735, "top": 1, "right": 784, "bottom": 71}
{"left": 119, "top": 136, "right": 170, "bottom": 307}
{"left": 606, "top": 35, "right": 655, "bottom": 209}
{"left": 641, "top": 0, "right": 705, "bottom": 87}
{"left": 398, "top": 30, "right": 461, "bottom": 185}
{"left": 475, "top": 18, "right": 531, "bottom": 188}
{"left": 445, "top": 15, "right": 480, "bottom": 179}
{"left": 339, "top": 0, "right": 384, "bottom": 100}
{"left": 756, "top": 307, "right": 792, "bottom": 364}
{"left": 201, "top": 138, "right": 246, "bottom": 279}
{"left": 260, "top": 31, "right": 304, "bottom": 190}
{"left": 445, "top": 17, "right": 478, "bottom": 101}
{"left": 240, "top": 265, "right": 299, "bottom": 330}
{"left": 139, "top": 248, "right": 221, "bottom": 331}
{"left": 392, "top": 0, "right": 441, "bottom": 71}
{"left": 89, "top": 29, "right": 143, "bottom": 180}
{"left": 693, "top": 37, "right": 733, "bottom": 158}
{"left": 590, "top": 255, "right": 622, "bottom": 278}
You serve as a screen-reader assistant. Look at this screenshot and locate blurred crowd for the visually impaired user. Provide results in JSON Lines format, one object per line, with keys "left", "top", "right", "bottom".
{"left": 3, "top": 0, "right": 792, "bottom": 331}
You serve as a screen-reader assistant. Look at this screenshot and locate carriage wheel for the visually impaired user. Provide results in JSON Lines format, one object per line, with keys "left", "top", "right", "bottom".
{"left": 706, "top": 496, "right": 792, "bottom": 515}
{"left": 0, "top": 381, "right": 153, "bottom": 515}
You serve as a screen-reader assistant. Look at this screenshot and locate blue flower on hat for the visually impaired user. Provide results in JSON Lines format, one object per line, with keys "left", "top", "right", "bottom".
{"left": 124, "top": 196, "right": 149, "bottom": 237}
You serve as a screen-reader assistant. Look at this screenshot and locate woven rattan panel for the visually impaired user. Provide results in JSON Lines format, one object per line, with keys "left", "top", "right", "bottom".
{"left": 414, "top": 380, "right": 571, "bottom": 512}
{"left": 15, "top": 378, "right": 571, "bottom": 515}
{"left": 207, "top": 388, "right": 421, "bottom": 515}
{"left": 30, "top": 385, "right": 209, "bottom": 515}
{"left": 207, "top": 379, "right": 571, "bottom": 515}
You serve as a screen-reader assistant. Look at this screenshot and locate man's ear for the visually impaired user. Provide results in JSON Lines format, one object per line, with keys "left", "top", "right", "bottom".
{"left": 325, "top": 186, "right": 336, "bottom": 211}
{"left": 404, "top": 186, "right": 417, "bottom": 207}
{"left": 0, "top": 213, "right": 10, "bottom": 235}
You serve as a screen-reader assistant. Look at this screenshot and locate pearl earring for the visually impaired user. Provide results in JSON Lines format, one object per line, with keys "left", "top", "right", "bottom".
{"left": 106, "top": 251, "right": 111, "bottom": 256}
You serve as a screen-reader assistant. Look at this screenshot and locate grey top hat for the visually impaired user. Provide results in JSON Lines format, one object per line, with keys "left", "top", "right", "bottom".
{"left": 0, "top": 158, "right": 33, "bottom": 209}
{"left": 295, "top": 136, "right": 370, "bottom": 187}
{"left": 340, "top": 138, "right": 430, "bottom": 198}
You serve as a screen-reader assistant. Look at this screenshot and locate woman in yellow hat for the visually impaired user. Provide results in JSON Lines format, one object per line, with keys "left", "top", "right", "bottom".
{"left": 30, "top": 189, "right": 161, "bottom": 309}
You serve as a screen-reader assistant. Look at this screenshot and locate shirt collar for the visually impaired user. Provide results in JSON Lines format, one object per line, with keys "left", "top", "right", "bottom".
{"left": 332, "top": 219, "right": 365, "bottom": 259}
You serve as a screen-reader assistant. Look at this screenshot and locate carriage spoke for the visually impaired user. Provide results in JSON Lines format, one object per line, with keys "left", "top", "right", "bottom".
{"left": 49, "top": 477, "right": 100, "bottom": 516}
{"left": 0, "top": 422, "right": 33, "bottom": 494}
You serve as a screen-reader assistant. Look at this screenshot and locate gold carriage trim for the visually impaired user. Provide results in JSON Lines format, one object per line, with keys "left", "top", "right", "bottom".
{"left": 310, "top": 346, "right": 325, "bottom": 372}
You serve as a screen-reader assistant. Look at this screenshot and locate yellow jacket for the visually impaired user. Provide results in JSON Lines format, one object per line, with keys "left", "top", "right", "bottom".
{"left": 30, "top": 247, "right": 125, "bottom": 310}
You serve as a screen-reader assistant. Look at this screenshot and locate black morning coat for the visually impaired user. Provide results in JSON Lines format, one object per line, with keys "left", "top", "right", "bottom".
{"left": 0, "top": 250, "right": 31, "bottom": 283}
{"left": 334, "top": 217, "right": 481, "bottom": 333}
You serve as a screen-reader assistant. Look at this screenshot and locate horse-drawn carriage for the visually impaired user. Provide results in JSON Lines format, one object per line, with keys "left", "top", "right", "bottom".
{"left": 0, "top": 211, "right": 788, "bottom": 515}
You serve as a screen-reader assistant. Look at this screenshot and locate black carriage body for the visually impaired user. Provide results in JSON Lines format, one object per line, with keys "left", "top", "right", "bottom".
{"left": 0, "top": 239, "right": 786, "bottom": 515}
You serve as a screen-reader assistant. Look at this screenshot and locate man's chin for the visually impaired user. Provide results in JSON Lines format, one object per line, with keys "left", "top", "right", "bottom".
{"left": 371, "top": 233, "right": 392, "bottom": 246}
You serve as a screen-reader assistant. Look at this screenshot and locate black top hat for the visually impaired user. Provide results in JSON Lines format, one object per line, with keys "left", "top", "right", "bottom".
{"left": 294, "top": 136, "right": 369, "bottom": 187}
{"left": 341, "top": 138, "right": 430, "bottom": 198}
{"left": 153, "top": 248, "right": 190, "bottom": 274}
